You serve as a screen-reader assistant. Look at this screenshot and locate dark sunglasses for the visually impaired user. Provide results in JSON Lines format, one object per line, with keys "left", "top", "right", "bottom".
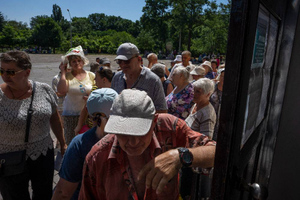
{"left": 0, "top": 68, "right": 24, "bottom": 77}
{"left": 115, "top": 56, "right": 138, "bottom": 65}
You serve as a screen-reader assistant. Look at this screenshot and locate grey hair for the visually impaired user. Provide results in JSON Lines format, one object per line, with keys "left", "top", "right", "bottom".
{"left": 174, "top": 66, "right": 190, "bottom": 81}
{"left": 192, "top": 78, "right": 215, "bottom": 96}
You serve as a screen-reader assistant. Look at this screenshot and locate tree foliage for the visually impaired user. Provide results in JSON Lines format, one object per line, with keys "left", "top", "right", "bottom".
{"left": 0, "top": 2, "right": 231, "bottom": 55}
{"left": 0, "top": 12, "right": 5, "bottom": 31}
{"left": 31, "top": 17, "right": 63, "bottom": 53}
{"left": 51, "top": 4, "right": 64, "bottom": 23}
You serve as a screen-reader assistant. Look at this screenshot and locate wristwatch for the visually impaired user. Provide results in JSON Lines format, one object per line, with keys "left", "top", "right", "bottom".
{"left": 177, "top": 147, "right": 193, "bottom": 167}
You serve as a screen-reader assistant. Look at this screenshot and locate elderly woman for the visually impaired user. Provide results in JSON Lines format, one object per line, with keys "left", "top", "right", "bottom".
{"left": 0, "top": 51, "right": 66, "bottom": 199}
{"left": 185, "top": 78, "right": 216, "bottom": 139}
{"left": 190, "top": 65, "right": 206, "bottom": 81}
{"left": 166, "top": 66, "right": 194, "bottom": 119}
{"left": 202, "top": 61, "right": 215, "bottom": 79}
{"left": 57, "top": 45, "right": 95, "bottom": 144}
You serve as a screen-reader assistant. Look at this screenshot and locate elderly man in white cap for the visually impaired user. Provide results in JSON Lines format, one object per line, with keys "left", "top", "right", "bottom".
{"left": 79, "top": 89, "right": 216, "bottom": 200}
{"left": 111, "top": 43, "right": 167, "bottom": 113}
{"left": 168, "top": 51, "right": 195, "bottom": 82}
{"left": 53, "top": 88, "right": 118, "bottom": 200}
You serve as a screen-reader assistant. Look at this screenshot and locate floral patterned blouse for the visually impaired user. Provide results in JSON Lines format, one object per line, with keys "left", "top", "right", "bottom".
{"left": 165, "top": 83, "right": 194, "bottom": 120}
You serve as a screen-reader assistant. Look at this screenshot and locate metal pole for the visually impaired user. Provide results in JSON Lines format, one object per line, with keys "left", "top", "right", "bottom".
{"left": 67, "top": 9, "right": 72, "bottom": 48}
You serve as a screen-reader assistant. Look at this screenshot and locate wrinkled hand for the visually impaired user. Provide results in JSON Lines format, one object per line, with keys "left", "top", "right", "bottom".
{"left": 137, "top": 149, "right": 181, "bottom": 194}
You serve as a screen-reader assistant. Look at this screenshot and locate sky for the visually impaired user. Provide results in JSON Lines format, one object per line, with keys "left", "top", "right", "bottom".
{"left": 1, "top": 0, "right": 229, "bottom": 26}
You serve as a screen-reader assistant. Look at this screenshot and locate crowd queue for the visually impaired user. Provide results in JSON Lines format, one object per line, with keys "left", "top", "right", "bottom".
{"left": 0, "top": 42, "right": 225, "bottom": 200}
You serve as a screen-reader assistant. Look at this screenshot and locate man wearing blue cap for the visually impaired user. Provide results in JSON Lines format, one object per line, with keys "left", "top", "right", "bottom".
{"left": 112, "top": 43, "right": 167, "bottom": 113}
{"left": 52, "top": 88, "right": 118, "bottom": 200}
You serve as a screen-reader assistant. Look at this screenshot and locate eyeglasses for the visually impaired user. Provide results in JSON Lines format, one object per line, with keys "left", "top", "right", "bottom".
{"left": 0, "top": 68, "right": 24, "bottom": 77}
{"left": 116, "top": 56, "right": 138, "bottom": 65}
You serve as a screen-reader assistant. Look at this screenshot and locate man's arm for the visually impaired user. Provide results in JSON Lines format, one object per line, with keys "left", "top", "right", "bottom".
{"left": 138, "top": 145, "right": 216, "bottom": 195}
{"left": 52, "top": 178, "right": 79, "bottom": 200}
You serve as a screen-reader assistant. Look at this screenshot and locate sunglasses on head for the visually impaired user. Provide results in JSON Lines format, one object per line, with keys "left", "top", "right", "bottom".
{"left": 115, "top": 56, "right": 138, "bottom": 65}
{"left": 0, "top": 68, "right": 24, "bottom": 77}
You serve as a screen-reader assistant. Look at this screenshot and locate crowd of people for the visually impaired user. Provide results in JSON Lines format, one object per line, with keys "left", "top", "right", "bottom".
{"left": 0, "top": 42, "right": 225, "bottom": 200}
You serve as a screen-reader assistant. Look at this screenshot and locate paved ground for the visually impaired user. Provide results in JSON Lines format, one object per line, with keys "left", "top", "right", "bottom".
{"left": 0, "top": 53, "right": 173, "bottom": 199}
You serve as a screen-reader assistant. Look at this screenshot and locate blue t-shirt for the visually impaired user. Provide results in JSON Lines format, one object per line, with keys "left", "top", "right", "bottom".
{"left": 59, "top": 127, "right": 99, "bottom": 200}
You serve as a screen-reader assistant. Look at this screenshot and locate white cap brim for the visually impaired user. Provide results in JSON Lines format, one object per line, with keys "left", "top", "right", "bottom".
{"left": 104, "top": 115, "right": 153, "bottom": 136}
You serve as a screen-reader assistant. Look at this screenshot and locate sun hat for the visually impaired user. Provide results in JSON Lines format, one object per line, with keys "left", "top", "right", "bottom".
{"left": 115, "top": 43, "right": 140, "bottom": 61}
{"left": 190, "top": 65, "right": 206, "bottom": 76}
{"left": 202, "top": 61, "right": 212, "bottom": 70}
{"left": 61, "top": 45, "right": 89, "bottom": 66}
{"left": 151, "top": 63, "right": 166, "bottom": 78}
{"left": 86, "top": 88, "right": 118, "bottom": 117}
{"left": 174, "top": 55, "right": 182, "bottom": 62}
{"left": 104, "top": 89, "right": 156, "bottom": 136}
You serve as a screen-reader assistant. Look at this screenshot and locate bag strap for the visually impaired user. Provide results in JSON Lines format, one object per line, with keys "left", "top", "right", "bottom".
{"left": 25, "top": 81, "right": 36, "bottom": 143}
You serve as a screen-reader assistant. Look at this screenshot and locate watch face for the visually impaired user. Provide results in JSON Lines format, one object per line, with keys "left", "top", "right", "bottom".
{"left": 183, "top": 152, "right": 193, "bottom": 163}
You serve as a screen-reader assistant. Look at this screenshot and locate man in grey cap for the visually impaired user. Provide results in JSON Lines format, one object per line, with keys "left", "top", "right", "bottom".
{"left": 111, "top": 43, "right": 167, "bottom": 112}
{"left": 79, "top": 89, "right": 216, "bottom": 200}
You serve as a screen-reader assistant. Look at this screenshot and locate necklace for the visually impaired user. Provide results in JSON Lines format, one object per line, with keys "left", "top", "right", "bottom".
{"left": 7, "top": 83, "right": 31, "bottom": 100}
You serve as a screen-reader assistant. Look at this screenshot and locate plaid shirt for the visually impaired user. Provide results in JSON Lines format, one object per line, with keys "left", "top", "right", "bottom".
{"left": 79, "top": 113, "right": 215, "bottom": 200}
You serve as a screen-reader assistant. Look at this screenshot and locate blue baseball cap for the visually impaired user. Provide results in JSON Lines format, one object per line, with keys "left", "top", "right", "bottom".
{"left": 86, "top": 88, "right": 118, "bottom": 117}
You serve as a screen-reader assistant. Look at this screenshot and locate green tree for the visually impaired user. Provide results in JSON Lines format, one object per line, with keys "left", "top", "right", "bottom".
{"left": 136, "top": 30, "right": 156, "bottom": 53}
{"left": 88, "top": 13, "right": 107, "bottom": 31}
{"left": 191, "top": 0, "right": 230, "bottom": 54}
{"left": 0, "top": 21, "right": 31, "bottom": 48}
{"left": 170, "top": 0, "right": 208, "bottom": 51}
{"left": 71, "top": 17, "right": 92, "bottom": 36}
{"left": 141, "top": 0, "right": 170, "bottom": 52}
{"left": 51, "top": 4, "right": 64, "bottom": 23}
{"left": 0, "top": 12, "right": 5, "bottom": 31}
{"left": 1, "top": 25, "right": 16, "bottom": 48}
{"left": 31, "top": 17, "right": 63, "bottom": 53}
{"left": 30, "top": 15, "right": 50, "bottom": 28}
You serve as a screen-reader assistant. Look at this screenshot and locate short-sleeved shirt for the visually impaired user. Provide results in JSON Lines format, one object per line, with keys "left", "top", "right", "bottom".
{"left": 185, "top": 103, "right": 216, "bottom": 139}
{"left": 165, "top": 83, "right": 194, "bottom": 120}
{"left": 0, "top": 81, "right": 57, "bottom": 160}
{"left": 111, "top": 67, "right": 167, "bottom": 111}
{"left": 79, "top": 113, "right": 215, "bottom": 200}
{"left": 63, "top": 71, "right": 95, "bottom": 116}
{"left": 59, "top": 127, "right": 99, "bottom": 200}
